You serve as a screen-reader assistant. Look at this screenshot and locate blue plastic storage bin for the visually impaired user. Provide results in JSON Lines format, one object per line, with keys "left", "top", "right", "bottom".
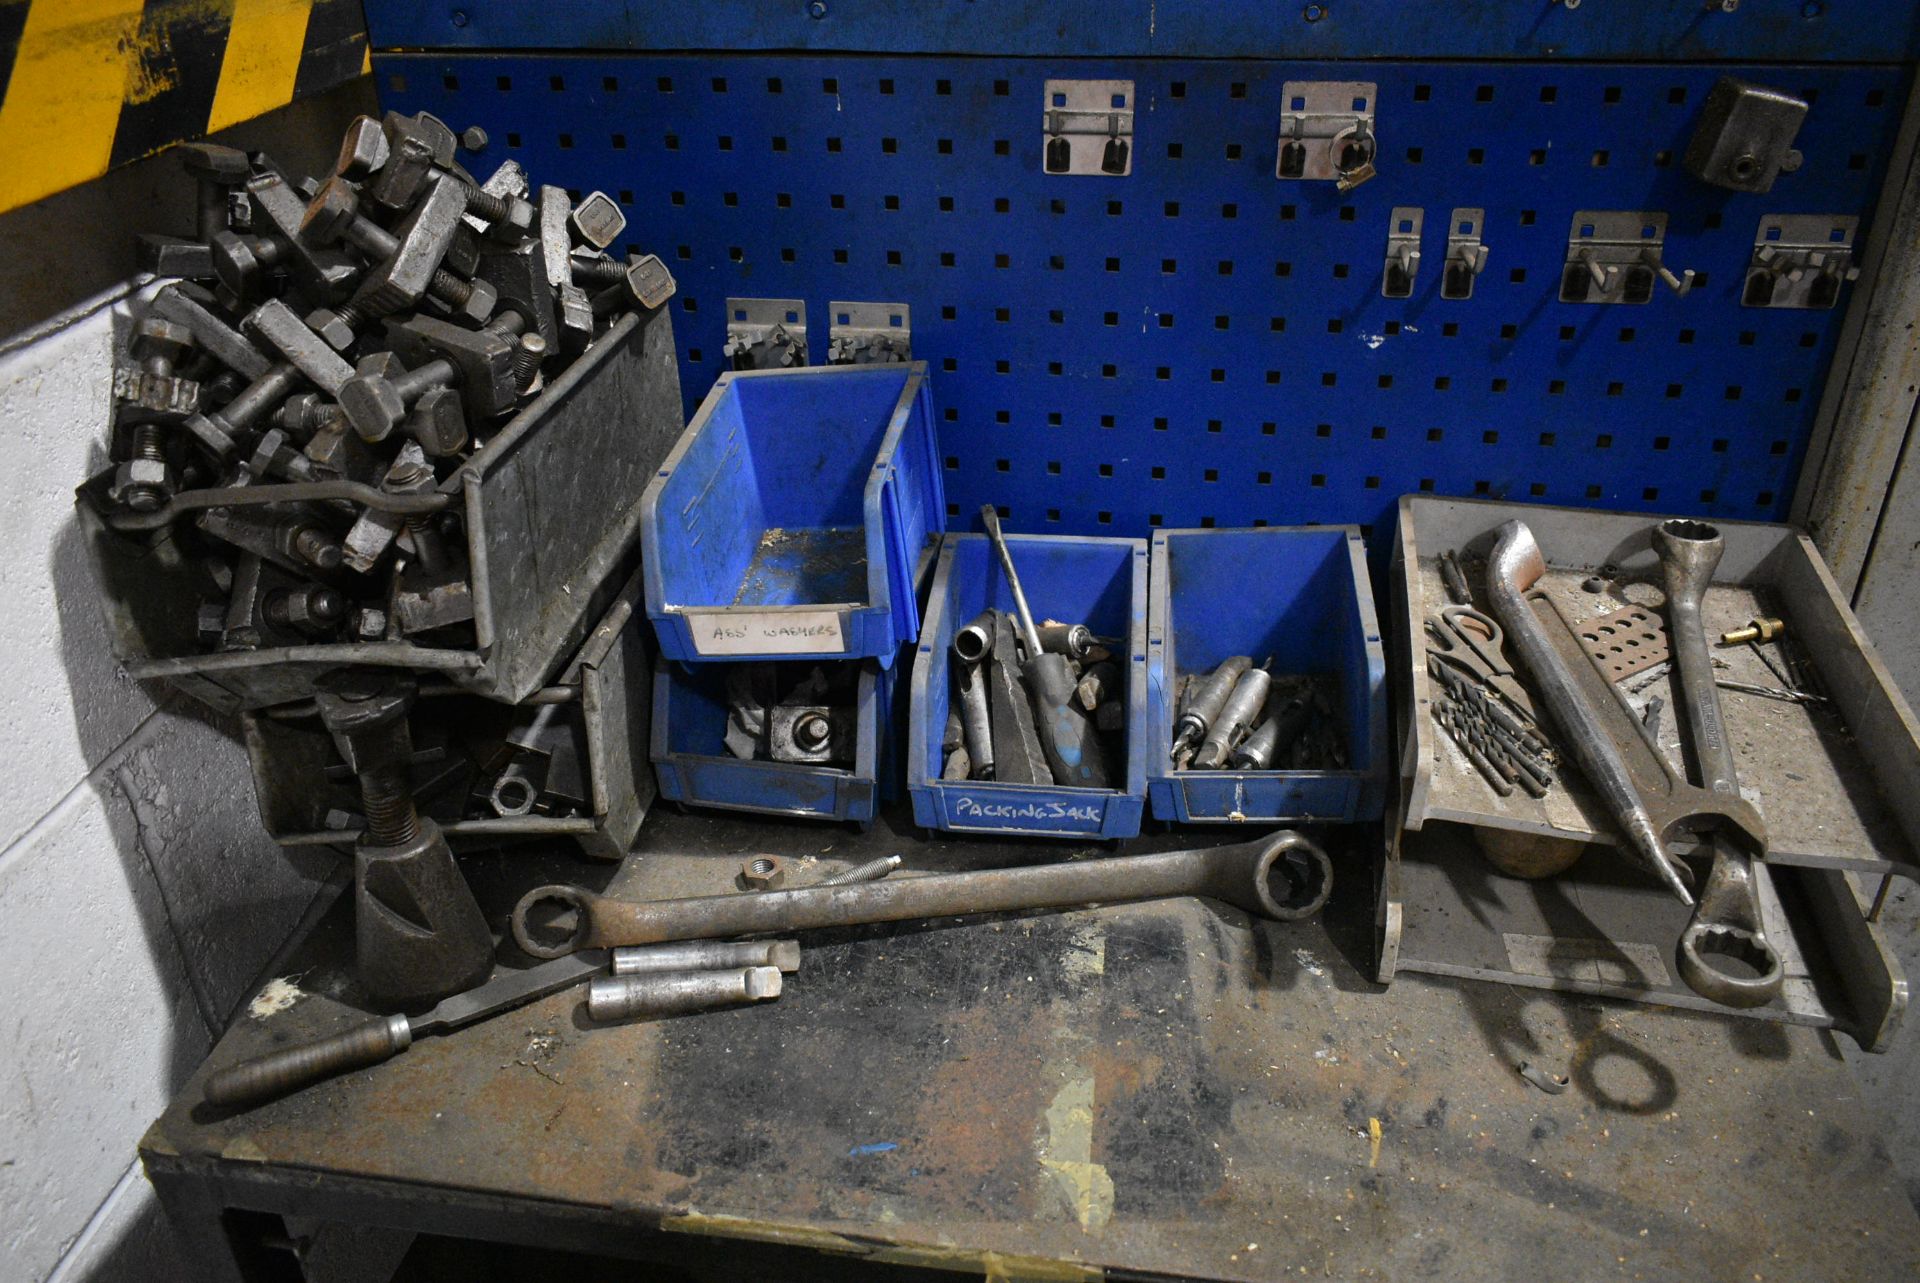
{"left": 907, "top": 533, "right": 1150, "bottom": 839}
{"left": 641, "top": 362, "right": 942, "bottom": 666}
{"left": 651, "top": 657, "right": 893, "bottom": 827}
{"left": 1145, "top": 526, "right": 1387, "bottom": 824}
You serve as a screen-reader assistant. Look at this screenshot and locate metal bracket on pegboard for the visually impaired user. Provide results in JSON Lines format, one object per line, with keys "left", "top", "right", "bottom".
{"left": 724, "top": 298, "right": 807, "bottom": 370}
{"left": 1560, "top": 210, "right": 1696, "bottom": 305}
{"left": 828, "top": 301, "right": 912, "bottom": 364}
{"left": 1276, "top": 80, "right": 1378, "bottom": 189}
{"left": 1382, "top": 207, "right": 1422, "bottom": 299}
{"left": 1743, "top": 214, "right": 1859, "bottom": 310}
{"left": 1041, "top": 79, "right": 1135, "bottom": 176}
{"left": 1442, "top": 208, "right": 1489, "bottom": 301}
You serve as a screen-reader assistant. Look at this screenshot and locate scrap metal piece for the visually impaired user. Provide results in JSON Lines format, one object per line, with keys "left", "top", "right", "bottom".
{"left": 611, "top": 940, "right": 801, "bottom": 975}
{"left": 586, "top": 967, "right": 783, "bottom": 1022}
{"left": 1575, "top": 603, "right": 1671, "bottom": 682}
{"left": 1517, "top": 1062, "right": 1570, "bottom": 1095}
{"left": 818, "top": 854, "right": 902, "bottom": 886}
{"left": 513, "top": 831, "right": 1336, "bottom": 958}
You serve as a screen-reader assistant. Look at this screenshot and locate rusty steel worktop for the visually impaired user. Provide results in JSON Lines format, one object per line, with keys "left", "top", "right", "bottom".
{"left": 141, "top": 806, "right": 1920, "bottom": 1281}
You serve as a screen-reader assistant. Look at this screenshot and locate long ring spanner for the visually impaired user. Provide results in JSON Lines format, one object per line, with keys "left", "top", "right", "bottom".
{"left": 510, "top": 832, "right": 1333, "bottom": 958}
{"left": 1652, "top": 519, "right": 1785, "bottom": 1008}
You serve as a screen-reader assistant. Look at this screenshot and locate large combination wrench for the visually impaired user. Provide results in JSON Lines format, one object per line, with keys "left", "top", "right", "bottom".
{"left": 1652, "top": 519, "right": 1785, "bottom": 1008}
{"left": 511, "top": 831, "right": 1332, "bottom": 958}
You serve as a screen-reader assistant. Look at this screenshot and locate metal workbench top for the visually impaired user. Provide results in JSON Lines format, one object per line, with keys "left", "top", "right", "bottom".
{"left": 141, "top": 807, "right": 1920, "bottom": 1281}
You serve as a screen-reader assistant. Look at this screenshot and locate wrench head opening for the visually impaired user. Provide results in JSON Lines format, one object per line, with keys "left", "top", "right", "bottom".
{"left": 1652, "top": 518, "right": 1725, "bottom": 602}
{"left": 512, "top": 884, "right": 590, "bottom": 958}
{"left": 1677, "top": 921, "right": 1785, "bottom": 1009}
{"left": 1252, "top": 834, "right": 1334, "bottom": 920}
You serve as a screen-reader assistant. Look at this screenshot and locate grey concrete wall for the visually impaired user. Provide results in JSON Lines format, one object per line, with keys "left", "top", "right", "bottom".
{"left": 0, "top": 81, "right": 373, "bottom": 1283}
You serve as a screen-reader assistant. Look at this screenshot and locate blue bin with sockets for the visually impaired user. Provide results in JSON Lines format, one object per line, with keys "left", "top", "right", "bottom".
{"left": 650, "top": 657, "right": 896, "bottom": 828}
{"left": 1145, "top": 526, "right": 1387, "bottom": 824}
{"left": 907, "top": 532, "right": 1151, "bottom": 839}
{"left": 640, "top": 362, "right": 942, "bottom": 666}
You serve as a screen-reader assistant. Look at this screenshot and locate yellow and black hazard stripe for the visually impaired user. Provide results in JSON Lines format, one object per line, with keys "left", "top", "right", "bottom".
{"left": 0, "top": 0, "right": 369, "bottom": 216}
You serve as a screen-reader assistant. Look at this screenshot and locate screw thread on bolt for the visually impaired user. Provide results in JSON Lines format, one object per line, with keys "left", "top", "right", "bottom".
{"left": 430, "top": 269, "right": 473, "bottom": 307}
{"left": 357, "top": 761, "right": 421, "bottom": 846}
{"left": 464, "top": 185, "right": 508, "bottom": 222}
{"left": 571, "top": 255, "right": 626, "bottom": 286}
{"left": 511, "top": 333, "right": 547, "bottom": 390}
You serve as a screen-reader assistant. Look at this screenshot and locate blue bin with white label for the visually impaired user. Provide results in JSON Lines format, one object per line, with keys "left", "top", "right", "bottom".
{"left": 907, "top": 532, "right": 1151, "bottom": 839}
{"left": 1145, "top": 526, "right": 1387, "bottom": 825}
{"left": 640, "top": 362, "right": 942, "bottom": 667}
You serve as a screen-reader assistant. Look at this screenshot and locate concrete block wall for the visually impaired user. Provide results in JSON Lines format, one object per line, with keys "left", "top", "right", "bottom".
{"left": 0, "top": 85, "right": 374, "bottom": 1283}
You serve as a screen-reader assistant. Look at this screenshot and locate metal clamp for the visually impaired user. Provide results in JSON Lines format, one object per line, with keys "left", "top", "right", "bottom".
{"left": 1276, "top": 81, "right": 1378, "bottom": 191}
{"left": 1743, "top": 215, "right": 1859, "bottom": 310}
{"left": 1042, "top": 79, "right": 1134, "bottom": 177}
{"left": 1559, "top": 211, "right": 1693, "bottom": 305}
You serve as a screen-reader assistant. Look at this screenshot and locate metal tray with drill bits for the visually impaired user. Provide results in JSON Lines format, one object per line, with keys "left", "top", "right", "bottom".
{"left": 1391, "top": 495, "right": 1920, "bottom": 875}
{"left": 76, "top": 113, "right": 684, "bottom": 712}
{"left": 1376, "top": 495, "right": 1919, "bottom": 1045}
{"left": 1145, "top": 526, "right": 1388, "bottom": 825}
{"left": 240, "top": 565, "right": 656, "bottom": 859}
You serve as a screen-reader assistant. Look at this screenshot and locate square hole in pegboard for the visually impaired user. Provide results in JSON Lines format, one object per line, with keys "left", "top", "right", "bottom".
{"left": 381, "top": 53, "right": 1904, "bottom": 542}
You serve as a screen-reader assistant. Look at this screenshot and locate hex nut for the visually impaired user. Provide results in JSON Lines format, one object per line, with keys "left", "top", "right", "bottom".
{"left": 305, "top": 307, "right": 356, "bottom": 352}
{"left": 740, "top": 856, "right": 786, "bottom": 891}
{"left": 449, "top": 276, "right": 498, "bottom": 324}
{"left": 407, "top": 387, "right": 468, "bottom": 456}
{"left": 111, "top": 457, "right": 169, "bottom": 496}
{"left": 338, "top": 374, "right": 406, "bottom": 442}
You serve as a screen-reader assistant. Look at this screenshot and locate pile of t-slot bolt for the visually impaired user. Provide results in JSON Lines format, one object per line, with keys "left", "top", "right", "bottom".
{"left": 79, "top": 111, "right": 674, "bottom": 653}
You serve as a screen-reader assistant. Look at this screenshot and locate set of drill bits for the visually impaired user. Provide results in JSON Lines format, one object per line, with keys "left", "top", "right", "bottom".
{"left": 80, "top": 110, "right": 673, "bottom": 657}
{"left": 1168, "top": 660, "right": 1344, "bottom": 771}
{"left": 1426, "top": 657, "right": 1556, "bottom": 798}
{"left": 942, "top": 508, "right": 1124, "bottom": 787}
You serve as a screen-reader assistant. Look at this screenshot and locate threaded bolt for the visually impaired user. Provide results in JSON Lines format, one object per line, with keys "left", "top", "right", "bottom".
{"left": 358, "top": 758, "right": 422, "bottom": 846}
{"left": 429, "top": 268, "right": 472, "bottom": 307}
{"left": 291, "top": 525, "right": 343, "bottom": 570}
{"left": 123, "top": 424, "right": 170, "bottom": 513}
{"left": 512, "top": 333, "right": 547, "bottom": 390}
{"left": 463, "top": 184, "right": 509, "bottom": 223}
{"left": 571, "top": 254, "right": 627, "bottom": 287}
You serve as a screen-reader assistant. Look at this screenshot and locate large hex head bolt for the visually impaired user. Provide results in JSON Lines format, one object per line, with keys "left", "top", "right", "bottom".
{"left": 338, "top": 351, "right": 459, "bottom": 444}
{"left": 313, "top": 671, "right": 494, "bottom": 1011}
{"left": 589, "top": 254, "right": 677, "bottom": 316}
{"left": 301, "top": 175, "right": 497, "bottom": 323}
{"left": 178, "top": 143, "right": 250, "bottom": 242}
{"left": 568, "top": 191, "right": 626, "bottom": 250}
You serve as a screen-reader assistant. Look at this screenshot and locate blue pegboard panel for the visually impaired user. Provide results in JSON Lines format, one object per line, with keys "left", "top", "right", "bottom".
{"left": 367, "top": 2, "right": 1920, "bottom": 63}
{"left": 377, "top": 56, "right": 1905, "bottom": 543}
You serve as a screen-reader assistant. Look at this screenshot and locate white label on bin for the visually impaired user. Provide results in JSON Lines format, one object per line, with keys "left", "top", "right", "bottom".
{"left": 687, "top": 609, "right": 848, "bottom": 656}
